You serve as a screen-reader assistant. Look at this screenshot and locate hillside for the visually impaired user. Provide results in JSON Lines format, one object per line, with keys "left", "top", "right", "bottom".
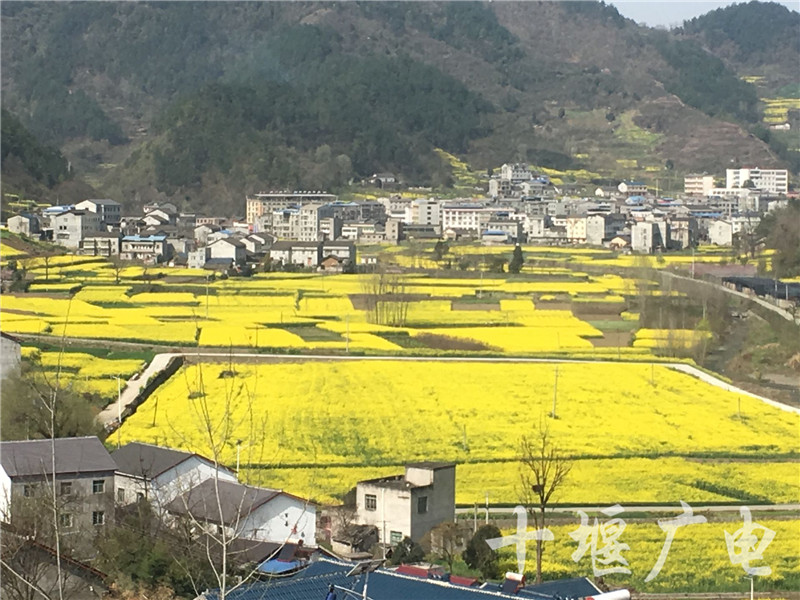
{"left": 0, "top": 1, "right": 795, "bottom": 213}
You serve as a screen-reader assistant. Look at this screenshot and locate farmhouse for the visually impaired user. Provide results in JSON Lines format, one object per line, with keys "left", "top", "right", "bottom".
{"left": 112, "top": 442, "right": 237, "bottom": 512}
{"left": 0, "top": 437, "right": 116, "bottom": 537}
{"left": 167, "top": 479, "right": 316, "bottom": 545}
{"left": 354, "top": 462, "right": 455, "bottom": 545}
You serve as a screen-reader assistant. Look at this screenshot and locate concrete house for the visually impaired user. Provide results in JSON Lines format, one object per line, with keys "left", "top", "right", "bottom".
{"left": 120, "top": 234, "right": 168, "bottom": 264}
{"left": 355, "top": 462, "right": 455, "bottom": 545}
{"left": 75, "top": 199, "right": 122, "bottom": 227}
{"left": 207, "top": 237, "right": 246, "bottom": 264}
{"left": 321, "top": 240, "right": 356, "bottom": 262}
{"left": 7, "top": 213, "right": 41, "bottom": 237}
{"left": 269, "top": 241, "right": 322, "bottom": 267}
{"left": 112, "top": 442, "right": 238, "bottom": 512}
{"left": 708, "top": 220, "right": 733, "bottom": 246}
{"left": 1, "top": 332, "right": 21, "bottom": 380}
{"left": 78, "top": 232, "right": 121, "bottom": 257}
{"left": 0, "top": 437, "right": 116, "bottom": 533}
{"left": 195, "top": 224, "right": 221, "bottom": 246}
{"left": 167, "top": 479, "right": 316, "bottom": 545}
{"left": 52, "top": 210, "right": 102, "bottom": 249}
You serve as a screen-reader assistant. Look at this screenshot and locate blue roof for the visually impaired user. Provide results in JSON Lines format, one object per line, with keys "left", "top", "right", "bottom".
{"left": 258, "top": 559, "right": 303, "bottom": 574}
{"left": 202, "top": 557, "right": 600, "bottom": 600}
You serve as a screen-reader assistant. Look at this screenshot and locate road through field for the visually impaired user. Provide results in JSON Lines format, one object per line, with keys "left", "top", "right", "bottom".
{"left": 99, "top": 350, "right": 799, "bottom": 430}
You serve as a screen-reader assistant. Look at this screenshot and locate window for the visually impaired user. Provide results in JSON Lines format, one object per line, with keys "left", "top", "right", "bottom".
{"left": 23, "top": 484, "right": 36, "bottom": 498}
{"left": 59, "top": 513, "right": 73, "bottom": 528}
{"left": 60, "top": 482, "right": 72, "bottom": 496}
{"left": 417, "top": 496, "right": 428, "bottom": 514}
{"left": 390, "top": 531, "right": 403, "bottom": 545}
{"left": 92, "top": 480, "right": 105, "bottom": 494}
{"left": 365, "top": 494, "right": 377, "bottom": 512}
{"left": 92, "top": 511, "right": 105, "bottom": 526}
{"left": 117, "top": 488, "right": 125, "bottom": 503}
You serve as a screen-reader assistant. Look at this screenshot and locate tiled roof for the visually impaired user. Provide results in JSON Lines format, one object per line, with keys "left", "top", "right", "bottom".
{"left": 201, "top": 557, "right": 600, "bottom": 600}
{"left": 0, "top": 437, "right": 116, "bottom": 478}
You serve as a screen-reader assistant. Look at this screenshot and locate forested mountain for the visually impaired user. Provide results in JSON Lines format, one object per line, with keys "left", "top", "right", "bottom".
{"left": 679, "top": 1, "right": 800, "bottom": 79}
{"left": 1, "top": 1, "right": 796, "bottom": 212}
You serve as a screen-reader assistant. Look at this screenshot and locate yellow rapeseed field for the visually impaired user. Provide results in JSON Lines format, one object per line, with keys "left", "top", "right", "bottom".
{"left": 118, "top": 360, "right": 800, "bottom": 505}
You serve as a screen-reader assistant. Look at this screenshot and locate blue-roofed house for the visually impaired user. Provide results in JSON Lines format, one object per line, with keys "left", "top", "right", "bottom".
{"left": 198, "top": 556, "right": 604, "bottom": 600}
{"left": 120, "top": 234, "right": 169, "bottom": 264}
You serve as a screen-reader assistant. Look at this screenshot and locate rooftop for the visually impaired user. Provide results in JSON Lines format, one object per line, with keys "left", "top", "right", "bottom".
{"left": 112, "top": 441, "right": 232, "bottom": 479}
{"left": 1, "top": 437, "right": 116, "bottom": 478}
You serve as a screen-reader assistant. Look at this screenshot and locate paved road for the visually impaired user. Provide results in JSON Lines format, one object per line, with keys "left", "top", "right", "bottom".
{"left": 661, "top": 270, "right": 800, "bottom": 325}
{"left": 97, "top": 352, "right": 180, "bottom": 426}
{"left": 456, "top": 503, "right": 800, "bottom": 515}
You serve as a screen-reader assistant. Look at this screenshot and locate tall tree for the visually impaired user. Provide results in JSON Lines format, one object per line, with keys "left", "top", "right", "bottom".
{"left": 462, "top": 524, "right": 501, "bottom": 580}
{"left": 508, "top": 245, "right": 524, "bottom": 274}
{"left": 518, "top": 426, "right": 571, "bottom": 584}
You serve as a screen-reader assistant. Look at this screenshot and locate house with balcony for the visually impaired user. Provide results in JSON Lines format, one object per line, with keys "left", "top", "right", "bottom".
{"left": 120, "top": 234, "right": 169, "bottom": 264}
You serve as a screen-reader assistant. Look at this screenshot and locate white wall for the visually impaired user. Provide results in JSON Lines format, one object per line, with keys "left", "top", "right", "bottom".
{"left": 0, "top": 469, "right": 11, "bottom": 521}
{"left": 153, "top": 458, "right": 237, "bottom": 512}
{"left": 239, "top": 494, "right": 316, "bottom": 543}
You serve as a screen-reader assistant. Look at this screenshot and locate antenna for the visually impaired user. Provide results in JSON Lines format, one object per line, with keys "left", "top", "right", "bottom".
{"left": 333, "top": 559, "right": 385, "bottom": 600}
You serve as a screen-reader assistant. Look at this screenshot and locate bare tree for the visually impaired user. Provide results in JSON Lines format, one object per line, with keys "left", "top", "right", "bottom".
{"left": 518, "top": 425, "right": 571, "bottom": 584}
{"left": 0, "top": 300, "right": 87, "bottom": 600}
{"left": 362, "top": 268, "right": 410, "bottom": 326}
{"left": 166, "top": 357, "right": 299, "bottom": 600}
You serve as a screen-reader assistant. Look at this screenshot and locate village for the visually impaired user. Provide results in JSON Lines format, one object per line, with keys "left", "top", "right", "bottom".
{"left": 4, "top": 165, "right": 791, "bottom": 274}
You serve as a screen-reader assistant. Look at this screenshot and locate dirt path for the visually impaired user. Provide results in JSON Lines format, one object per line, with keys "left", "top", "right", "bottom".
{"left": 97, "top": 353, "right": 180, "bottom": 426}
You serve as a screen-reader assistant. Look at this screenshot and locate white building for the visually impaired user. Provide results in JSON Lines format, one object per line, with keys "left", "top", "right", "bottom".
{"left": 726, "top": 168, "right": 788, "bottom": 195}
{"left": 499, "top": 163, "right": 533, "bottom": 183}
{"left": 167, "top": 479, "right": 315, "bottom": 545}
{"left": 404, "top": 199, "right": 441, "bottom": 226}
{"left": 355, "top": 463, "right": 455, "bottom": 544}
{"left": 74, "top": 199, "right": 122, "bottom": 226}
{"left": 0, "top": 333, "right": 21, "bottom": 381}
{"left": 7, "top": 214, "right": 41, "bottom": 237}
{"left": 112, "top": 442, "right": 238, "bottom": 512}
{"left": 52, "top": 210, "right": 102, "bottom": 249}
{"left": 246, "top": 191, "right": 337, "bottom": 226}
{"left": 684, "top": 174, "right": 715, "bottom": 197}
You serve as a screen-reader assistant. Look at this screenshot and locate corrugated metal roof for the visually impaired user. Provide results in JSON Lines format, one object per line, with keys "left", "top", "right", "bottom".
{"left": 201, "top": 557, "right": 597, "bottom": 600}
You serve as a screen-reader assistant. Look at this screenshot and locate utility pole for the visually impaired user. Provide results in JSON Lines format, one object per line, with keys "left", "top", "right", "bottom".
{"left": 117, "top": 375, "right": 122, "bottom": 449}
{"left": 485, "top": 491, "right": 489, "bottom": 525}
{"left": 205, "top": 275, "right": 210, "bottom": 319}
{"left": 551, "top": 365, "right": 559, "bottom": 419}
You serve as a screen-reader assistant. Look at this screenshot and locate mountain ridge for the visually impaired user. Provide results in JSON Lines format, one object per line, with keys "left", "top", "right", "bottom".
{"left": 1, "top": 1, "right": 796, "bottom": 213}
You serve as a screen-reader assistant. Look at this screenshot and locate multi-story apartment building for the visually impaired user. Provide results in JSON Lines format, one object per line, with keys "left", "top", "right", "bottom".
{"left": 405, "top": 199, "right": 441, "bottom": 226}
{"left": 499, "top": 163, "right": 533, "bottom": 183}
{"left": 726, "top": 168, "right": 788, "bottom": 195}
{"left": 52, "top": 210, "right": 102, "bottom": 249}
{"left": 120, "top": 234, "right": 168, "bottom": 264}
{"left": 246, "top": 191, "right": 337, "bottom": 226}
{"left": 684, "top": 174, "right": 715, "bottom": 197}
{"left": 441, "top": 203, "right": 513, "bottom": 235}
{"left": 269, "top": 204, "right": 335, "bottom": 241}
